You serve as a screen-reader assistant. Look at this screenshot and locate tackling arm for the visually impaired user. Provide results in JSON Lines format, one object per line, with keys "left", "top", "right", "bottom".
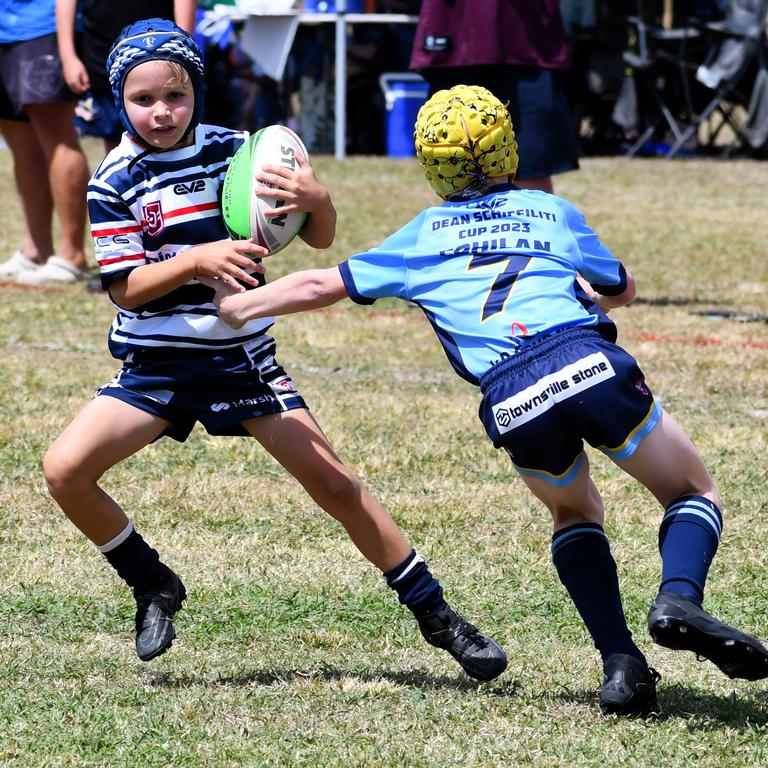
{"left": 214, "top": 267, "right": 349, "bottom": 329}
{"left": 109, "top": 240, "right": 265, "bottom": 309}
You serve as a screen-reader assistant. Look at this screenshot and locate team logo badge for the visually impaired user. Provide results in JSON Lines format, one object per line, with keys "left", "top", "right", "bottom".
{"left": 143, "top": 36, "right": 157, "bottom": 47}
{"left": 495, "top": 408, "right": 512, "bottom": 428}
{"left": 273, "top": 377, "right": 298, "bottom": 393}
{"left": 142, "top": 201, "right": 164, "bottom": 236}
{"left": 634, "top": 378, "right": 650, "bottom": 396}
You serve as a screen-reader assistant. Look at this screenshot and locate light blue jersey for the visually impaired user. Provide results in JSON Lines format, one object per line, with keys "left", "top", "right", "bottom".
{"left": 339, "top": 184, "right": 626, "bottom": 385}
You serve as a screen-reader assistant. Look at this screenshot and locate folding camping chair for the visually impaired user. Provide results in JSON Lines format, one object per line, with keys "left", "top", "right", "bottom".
{"left": 665, "top": 0, "right": 768, "bottom": 157}
{"left": 619, "top": 9, "right": 706, "bottom": 157}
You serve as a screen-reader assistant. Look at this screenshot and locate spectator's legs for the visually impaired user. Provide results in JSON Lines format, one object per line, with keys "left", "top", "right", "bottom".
{"left": 0, "top": 118, "right": 54, "bottom": 263}
{"left": 26, "top": 102, "right": 89, "bottom": 271}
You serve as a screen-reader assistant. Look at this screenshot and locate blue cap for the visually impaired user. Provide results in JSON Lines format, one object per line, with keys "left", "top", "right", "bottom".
{"left": 107, "top": 18, "right": 205, "bottom": 144}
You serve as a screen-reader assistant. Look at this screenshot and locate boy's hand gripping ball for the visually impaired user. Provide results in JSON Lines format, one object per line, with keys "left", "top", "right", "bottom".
{"left": 222, "top": 125, "right": 310, "bottom": 254}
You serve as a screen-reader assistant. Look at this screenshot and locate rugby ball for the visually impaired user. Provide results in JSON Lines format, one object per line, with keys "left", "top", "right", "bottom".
{"left": 222, "top": 125, "right": 309, "bottom": 254}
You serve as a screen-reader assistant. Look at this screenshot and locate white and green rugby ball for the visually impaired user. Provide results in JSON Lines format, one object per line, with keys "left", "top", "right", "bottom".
{"left": 222, "top": 125, "right": 309, "bottom": 254}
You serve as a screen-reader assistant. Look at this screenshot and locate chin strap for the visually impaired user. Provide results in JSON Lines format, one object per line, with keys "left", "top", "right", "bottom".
{"left": 127, "top": 146, "right": 154, "bottom": 173}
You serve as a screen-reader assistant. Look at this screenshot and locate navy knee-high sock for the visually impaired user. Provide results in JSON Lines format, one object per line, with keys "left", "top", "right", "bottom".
{"left": 552, "top": 523, "right": 645, "bottom": 664}
{"left": 97, "top": 521, "right": 170, "bottom": 595}
{"left": 658, "top": 494, "right": 722, "bottom": 605}
{"left": 383, "top": 549, "right": 444, "bottom": 618}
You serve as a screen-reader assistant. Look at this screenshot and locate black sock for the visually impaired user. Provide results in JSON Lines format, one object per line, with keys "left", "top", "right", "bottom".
{"left": 383, "top": 549, "right": 444, "bottom": 618}
{"left": 658, "top": 495, "right": 722, "bottom": 605}
{"left": 97, "top": 522, "right": 170, "bottom": 595}
{"left": 552, "top": 523, "right": 645, "bottom": 665}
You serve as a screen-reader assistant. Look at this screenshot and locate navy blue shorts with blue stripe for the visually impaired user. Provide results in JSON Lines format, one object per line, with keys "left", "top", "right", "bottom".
{"left": 97, "top": 342, "right": 307, "bottom": 442}
{"left": 478, "top": 327, "right": 662, "bottom": 487}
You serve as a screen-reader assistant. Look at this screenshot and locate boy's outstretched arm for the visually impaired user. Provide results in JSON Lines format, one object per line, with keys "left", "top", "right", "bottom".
{"left": 209, "top": 267, "right": 349, "bottom": 329}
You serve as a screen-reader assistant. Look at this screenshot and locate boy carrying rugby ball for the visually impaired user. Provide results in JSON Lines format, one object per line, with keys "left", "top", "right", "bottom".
{"left": 42, "top": 19, "right": 506, "bottom": 680}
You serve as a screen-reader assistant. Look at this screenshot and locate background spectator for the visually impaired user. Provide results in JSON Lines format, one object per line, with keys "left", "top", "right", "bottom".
{"left": 0, "top": 0, "right": 90, "bottom": 284}
{"left": 410, "top": 0, "right": 580, "bottom": 192}
{"left": 345, "top": 0, "right": 419, "bottom": 154}
{"left": 56, "top": 0, "right": 197, "bottom": 154}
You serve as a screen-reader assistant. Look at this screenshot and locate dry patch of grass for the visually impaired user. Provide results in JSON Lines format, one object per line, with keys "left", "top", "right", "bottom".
{"left": 0, "top": 142, "right": 766, "bottom": 765}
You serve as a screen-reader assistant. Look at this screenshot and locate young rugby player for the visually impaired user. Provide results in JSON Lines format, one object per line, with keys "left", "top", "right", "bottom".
{"left": 42, "top": 21, "right": 507, "bottom": 681}
{"left": 209, "top": 84, "right": 768, "bottom": 716}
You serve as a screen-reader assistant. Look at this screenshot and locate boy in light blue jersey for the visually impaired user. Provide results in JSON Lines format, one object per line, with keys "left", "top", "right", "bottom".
{"left": 210, "top": 84, "right": 768, "bottom": 716}
{"left": 42, "top": 23, "right": 508, "bottom": 682}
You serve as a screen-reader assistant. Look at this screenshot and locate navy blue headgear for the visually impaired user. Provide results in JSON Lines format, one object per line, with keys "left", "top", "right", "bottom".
{"left": 106, "top": 18, "right": 205, "bottom": 145}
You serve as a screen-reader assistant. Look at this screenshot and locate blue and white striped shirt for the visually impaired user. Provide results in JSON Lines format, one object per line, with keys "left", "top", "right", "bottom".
{"left": 88, "top": 124, "right": 274, "bottom": 361}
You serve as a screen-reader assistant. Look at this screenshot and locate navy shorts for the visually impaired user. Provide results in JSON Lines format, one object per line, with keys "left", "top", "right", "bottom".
{"left": 424, "top": 65, "right": 580, "bottom": 180}
{"left": 97, "top": 343, "right": 307, "bottom": 442}
{"left": 74, "top": 91, "right": 122, "bottom": 143}
{"left": 478, "top": 327, "right": 661, "bottom": 487}
{"left": 0, "top": 33, "right": 75, "bottom": 120}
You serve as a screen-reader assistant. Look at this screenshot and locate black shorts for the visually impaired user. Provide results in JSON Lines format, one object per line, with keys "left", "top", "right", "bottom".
{"left": 478, "top": 328, "right": 661, "bottom": 487}
{"left": 97, "top": 344, "right": 308, "bottom": 443}
{"left": 423, "top": 64, "right": 580, "bottom": 181}
{"left": 0, "top": 33, "right": 75, "bottom": 120}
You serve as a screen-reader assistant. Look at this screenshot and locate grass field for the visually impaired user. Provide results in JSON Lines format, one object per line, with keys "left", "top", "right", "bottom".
{"left": 0, "top": 139, "right": 767, "bottom": 766}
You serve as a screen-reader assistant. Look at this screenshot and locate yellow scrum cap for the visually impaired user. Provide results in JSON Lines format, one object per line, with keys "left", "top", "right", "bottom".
{"left": 414, "top": 84, "right": 518, "bottom": 200}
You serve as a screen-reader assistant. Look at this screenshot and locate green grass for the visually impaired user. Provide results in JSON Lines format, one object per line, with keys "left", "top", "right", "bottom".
{"left": 1, "top": 139, "right": 767, "bottom": 766}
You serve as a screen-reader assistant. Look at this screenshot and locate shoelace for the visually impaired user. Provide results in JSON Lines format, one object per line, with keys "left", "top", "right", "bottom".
{"left": 135, "top": 594, "right": 156, "bottom": 624}
{"left": 135, "top": 592, "right": 175, "bottom": 627}
{"left": 453, "top": 621, "right": 490, "bottom": 650}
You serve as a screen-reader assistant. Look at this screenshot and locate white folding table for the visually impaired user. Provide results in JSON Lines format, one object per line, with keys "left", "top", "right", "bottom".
{"left": 228, "top": 4, "right": 419, "bottom": 158}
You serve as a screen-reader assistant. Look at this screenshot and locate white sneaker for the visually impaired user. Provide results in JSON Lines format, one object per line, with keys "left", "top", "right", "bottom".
{"left": 16, "top": 256, "right": 91, "bottom": 285}
{"left": 0, "top": 251, "right": 42, "bottom": 280}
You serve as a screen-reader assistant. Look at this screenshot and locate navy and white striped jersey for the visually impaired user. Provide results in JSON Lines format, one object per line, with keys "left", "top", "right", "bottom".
{"left": 88, "top": 124, "right": 274, "bottom": 360}
{"left": 339, "top": 184, "right": 624, "bottom": 386}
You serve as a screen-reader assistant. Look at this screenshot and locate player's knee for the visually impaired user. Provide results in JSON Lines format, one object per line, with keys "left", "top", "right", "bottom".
{"left": 692, "top": 484, "right": 722, "bottom": 510}
{"left": 43, "top": 443, "right": 86, "bottom": 501}
{"left": 313, "top": 466, "right": 365, "bottom": 516}
{"left": 665, "top": 474, "right": 721, "bottom": 510}
{"left": 709, "top": 486, "right": 723, "bottom": 509}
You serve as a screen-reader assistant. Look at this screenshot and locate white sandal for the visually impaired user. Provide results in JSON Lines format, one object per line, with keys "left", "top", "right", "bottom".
{"left": 0, "top": 250, "right": 41, "bottom": 280}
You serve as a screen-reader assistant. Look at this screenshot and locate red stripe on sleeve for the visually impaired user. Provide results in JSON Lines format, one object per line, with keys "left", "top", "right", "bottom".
{"left": 92, "top": 224, "right": 142, "bottom": 236}
{"left": 98, "top": 252, "right": 146, "bottom": 267}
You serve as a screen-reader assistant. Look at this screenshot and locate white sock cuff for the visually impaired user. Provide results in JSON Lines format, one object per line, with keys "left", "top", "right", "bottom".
{"left": 388, "top": 549, "right": 425, "bottom": 584}
{"left": 96, "top": 521, "right": 134, "bottom": 553}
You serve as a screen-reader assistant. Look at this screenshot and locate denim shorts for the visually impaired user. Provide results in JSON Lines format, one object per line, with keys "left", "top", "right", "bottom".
{"left": 97, "top": 343, "right": 307, "bottom": 442}
{"left": 0, "top": 33, "right": 75, "bottom": 119}
{"left": 478, "top": 327, "right": 661, "bottom": 486}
